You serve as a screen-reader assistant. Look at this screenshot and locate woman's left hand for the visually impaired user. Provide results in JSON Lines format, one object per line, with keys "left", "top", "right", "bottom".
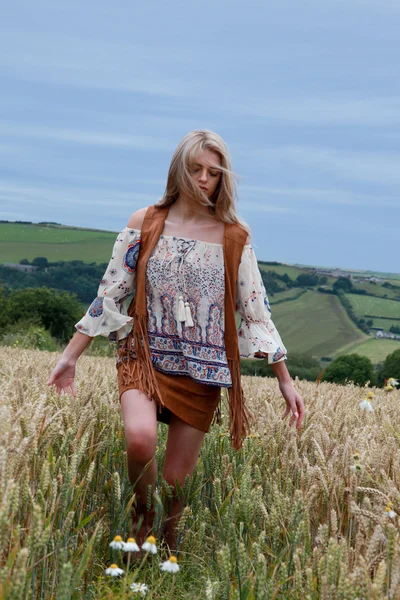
{"left": 278, "top": 379, "right": 305, "bottom": 430}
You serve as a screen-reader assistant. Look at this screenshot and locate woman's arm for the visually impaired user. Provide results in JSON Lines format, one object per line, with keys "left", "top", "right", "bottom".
{"left": 270, "top": 359, "right": 291, "bottom": 383}
{"left": 61, "top": 330, "right": 94, "bottom": 362}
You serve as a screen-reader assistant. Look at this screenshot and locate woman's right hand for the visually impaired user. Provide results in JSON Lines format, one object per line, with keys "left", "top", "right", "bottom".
{"left": 47, "top": 357, "right": 77, "bottom": 397}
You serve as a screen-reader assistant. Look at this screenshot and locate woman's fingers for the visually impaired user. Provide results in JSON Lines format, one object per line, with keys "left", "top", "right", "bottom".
{"left": 281, "top": 393, "right": 305, "bottom": 429}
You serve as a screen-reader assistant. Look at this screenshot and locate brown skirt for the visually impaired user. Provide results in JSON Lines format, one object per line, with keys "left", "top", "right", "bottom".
{"left": 117, "top": 362, "right": 221, "bottom": 433}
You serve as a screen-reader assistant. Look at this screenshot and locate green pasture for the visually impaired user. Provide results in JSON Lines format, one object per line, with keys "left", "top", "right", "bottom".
{"left": 370, "top": 317, "right": 400, "bottom": 330}
{"left": 333, "top": 337, "right": 400, "bottom": 364}
{"left": 258, "top": 263, "right": 303, "bottom": 279}
{"left": 0, "top": 223, "right": 117, "bottom": 263}
{"left": 269, "top": 288, "right": 305, "bottom": 303}
{"left": 354, "top": 282, "right": 400, "bottom": 300}
{"left": 348, "top": 294, "right": 400, "bottom": 320}
{"left": 271, "top": 290, "right": 367, "bottom": 358}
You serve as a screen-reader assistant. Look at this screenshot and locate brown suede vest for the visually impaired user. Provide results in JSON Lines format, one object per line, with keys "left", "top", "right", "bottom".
{"left": 118, "top": 204, "right": 251, "bottom": 449}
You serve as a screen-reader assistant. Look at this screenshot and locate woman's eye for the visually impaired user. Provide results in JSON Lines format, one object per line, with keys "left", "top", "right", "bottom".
{"left": 210, "top": 172, "right": 219, "bottom": 178}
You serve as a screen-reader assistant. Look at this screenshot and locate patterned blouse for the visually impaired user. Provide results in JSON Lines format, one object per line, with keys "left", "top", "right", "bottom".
{"left": 75, "top": 228, "right": 287, "bottom": 387}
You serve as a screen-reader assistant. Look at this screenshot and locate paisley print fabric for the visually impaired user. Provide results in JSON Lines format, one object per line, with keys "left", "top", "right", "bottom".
{"left": 75, "top": 227, "right": 287, "bottom": 386}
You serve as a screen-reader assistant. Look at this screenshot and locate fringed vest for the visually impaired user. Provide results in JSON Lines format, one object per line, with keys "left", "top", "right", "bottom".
{"left": 118, "top": 204, "right": 252, "bottom": 449}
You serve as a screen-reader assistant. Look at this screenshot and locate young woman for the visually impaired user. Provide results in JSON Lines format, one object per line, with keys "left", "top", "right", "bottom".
{"left": 48, "top": 130, "right": 305, "bottom": 550}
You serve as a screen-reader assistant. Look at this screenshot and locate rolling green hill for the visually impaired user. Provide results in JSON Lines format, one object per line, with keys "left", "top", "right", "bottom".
{"left": 271, "top": 290, "right": 368, "bottom": 358}
{"left": 0, "top": 223, "right": 117, "bottom": 263}
{"left": 348, "top": 294, "right": 400, "bottom": 330}
{"left": 332, "top": 338, "right": 400, "bottom": 363}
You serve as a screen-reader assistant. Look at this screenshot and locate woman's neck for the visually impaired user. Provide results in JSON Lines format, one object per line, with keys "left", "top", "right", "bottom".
{"left": 168, "top": 196, "right": 214, "bottom": 226}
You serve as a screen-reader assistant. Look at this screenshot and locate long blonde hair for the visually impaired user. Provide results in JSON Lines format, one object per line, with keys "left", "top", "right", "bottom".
{"left": 157, "top": 130, "right": 249, "bottom": 233}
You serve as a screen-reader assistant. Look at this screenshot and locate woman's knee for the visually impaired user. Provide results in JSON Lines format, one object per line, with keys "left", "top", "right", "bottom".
{"left": 163, "top": 464, "right": 192, "bottom": 489}
{"left": 125, "top": 427, "right": 157, "bottom": 464}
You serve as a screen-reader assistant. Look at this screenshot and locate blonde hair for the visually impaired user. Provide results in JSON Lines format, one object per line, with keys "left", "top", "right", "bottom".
{"left": 157, "top": 130, "right": 249, "bottom": 233}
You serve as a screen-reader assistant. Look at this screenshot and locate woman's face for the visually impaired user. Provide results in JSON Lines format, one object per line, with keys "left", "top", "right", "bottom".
{"left": 189, "top": 149, "right": 222, "bottom": 199}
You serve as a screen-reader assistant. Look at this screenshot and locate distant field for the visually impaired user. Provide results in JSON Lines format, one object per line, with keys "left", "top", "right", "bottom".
{"left": 0, "top": 223, "right": 117, "bottom": 263}
{"left": 271, "top": 290, "right": 367, "bottom": 358}
{"left": 258, "top": 263, "right": 303, "bottom": 279}
{"left": 348, "top": 294, "right": 400, "bottom": 318}
{"left": 269, "top": 289, "right": 305, "bottom": 304}
{"left": 333, "top": 337, "right": 400, "bottom": 363}
{"left": 355, "top": 282, "right": 400, "bottom": 300}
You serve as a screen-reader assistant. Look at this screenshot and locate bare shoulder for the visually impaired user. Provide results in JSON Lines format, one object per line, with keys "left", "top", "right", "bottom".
{"left": 126, "top": 207, "right": 148, "bottom": 230}
{"left": 244, "top": 234, "right": 251, "bottom": 245}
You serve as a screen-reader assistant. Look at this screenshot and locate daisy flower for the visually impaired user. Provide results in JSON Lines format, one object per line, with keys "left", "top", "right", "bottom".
{"left": 387, "top": 378, "right": 399, "bottom": 387}
{"left": 105, "top": 563, "right": 124, "bottom": 577}
{"left": 350, "top": 463, "right": 364, "bottom": 473}
{"left": 160, "top": 555, "right": 180, "bottom": 573}
{"left": 385, "top": 502, "right": 396, "bottom": 519}
{"left": 142, "top": 535, "right": 157, "bottom": 554}
{"left": 366, "top": 391, "right": 374, "bottom": 399}
{"left": 384, "top": 385, "right": 394, "bottom": 392}
{"left": 109, "top": 535, "right": 124, "bottom": 550}
{"left": 123, "top": 537, "right": 140, "bottom": 552}
{"left": 359, "top": 399, "right": 373, "bottom": 412}
{"left": 130, "top": 582, "right": 149, "bottom": 596}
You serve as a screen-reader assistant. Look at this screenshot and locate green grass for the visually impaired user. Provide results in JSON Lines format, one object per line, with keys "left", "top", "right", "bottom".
{"left": 354, "top": 282, "right": 400, "bottom": 300}
{"left": 258, "top": 263, "right": 304, "bottom": 279}
{"left": 271, "top": 290, "right": 368, "bottom": 358}
{"left": 347, "top": 294, "right": 400, "bottom": 327}
{"left": 0, "top": 223, "right": 117, "bottom": 263}
{"left": 269, "top": 289, "right": 305, "bottom": 304}
{"left": 333, "top": 337, "right": 400, "bottom": 363}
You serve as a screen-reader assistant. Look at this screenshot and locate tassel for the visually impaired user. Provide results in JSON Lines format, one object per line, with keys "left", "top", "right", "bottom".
{"left": 184, "top": 301, "right": 194, "bottom": 327}
{"left": 227, "top": 358, "right": 253, "bottom": 449}
{"left": 178, "top": 295, "right": 186, "bottom": 322}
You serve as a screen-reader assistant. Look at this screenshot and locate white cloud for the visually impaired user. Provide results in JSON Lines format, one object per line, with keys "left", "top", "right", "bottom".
{"left": 239, "top": 185, "right": 398, "bottom": 207}
{"left": 0, "top": 121, "right": 173, "bottom": 151}
{"left": 0, "top": 30, "right": 194, "bottom": 98}
{"left": 253, "top": 145, "right": 400, "bottom": 186}
{"left": 0, "top": 180, "right": 158, "bottom": 209}
{"left": 226, "top": 95, "right": 400, "bottom": 127}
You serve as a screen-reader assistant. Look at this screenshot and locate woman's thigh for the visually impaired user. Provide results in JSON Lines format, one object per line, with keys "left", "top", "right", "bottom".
{"left": 162, "top": 414, "right": 205, "bottom": 484}
{"left": 120, "top": 389, "right": 158, "bottom": 459}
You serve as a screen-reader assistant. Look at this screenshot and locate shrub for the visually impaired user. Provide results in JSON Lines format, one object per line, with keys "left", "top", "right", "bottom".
{"left": 241, "top": 351, "right": 322, "bottom": 382}
{"left": 321, "top": 353, "right": 376, "bottom": 387}
{"left": 0, "top": 324, "right": 58, "bottom": 351}
{"left": 376, "top": 348, "right": 400, "bottom": 386}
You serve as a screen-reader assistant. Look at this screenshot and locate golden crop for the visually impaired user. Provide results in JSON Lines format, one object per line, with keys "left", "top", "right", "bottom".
{"left": 1, "top": 347, "right": 400, "bottom": 599}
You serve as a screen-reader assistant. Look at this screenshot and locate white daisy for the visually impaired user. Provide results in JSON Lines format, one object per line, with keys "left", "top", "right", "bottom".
{"left": 105, "top": 563, "right": 124, "bottom": 577}
{"left": 359, "top": 399, "right": 374, "bottom": 412}
{"left": 385, "top": 502, "right": 396, "bottom": 519}
{"left": 109, "top": 535, "right": 124, "bottom": 550}
{"left": 387, "top": 378, "right": 399, "bottom": 387}
{"left": 122, "top": 537, "right": 140, "bottom": 552}
{"left": 350, "top": 464, "right": 364, "bottom": 473}
{"left": 141, "top": 535, "right": 157, "bottom": 554}
{"left": 160, "top": 555, "right": 180, "bottom": 573}
{"left": 130, "top": 582, "right": 148, "bottom": 596}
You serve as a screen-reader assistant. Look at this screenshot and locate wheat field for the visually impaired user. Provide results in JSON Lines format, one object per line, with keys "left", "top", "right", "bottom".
{"left": 1, "top": 348, "right": 400, "bottom": 599}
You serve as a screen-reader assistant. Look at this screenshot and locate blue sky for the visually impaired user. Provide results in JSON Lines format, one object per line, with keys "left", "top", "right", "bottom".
{"left": 0, "top": 0, "right": 399, "bottom": 273}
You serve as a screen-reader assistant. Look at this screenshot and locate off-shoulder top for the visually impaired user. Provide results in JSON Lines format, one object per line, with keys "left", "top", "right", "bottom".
{"left": 75, "top": 228, "right": 287, "bottom": 387}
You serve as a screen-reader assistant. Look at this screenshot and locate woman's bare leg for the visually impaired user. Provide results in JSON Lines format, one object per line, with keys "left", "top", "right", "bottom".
{"left": 162, "top": 415, "right": 205, "bottom": 551}
{"left": 120, "top": 389, "right": 158, "bottom": 539}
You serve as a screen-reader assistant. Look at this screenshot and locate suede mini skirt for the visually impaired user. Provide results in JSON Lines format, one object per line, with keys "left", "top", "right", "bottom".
{"left": 117, "top": 361, "right": 221, "bottom": 433}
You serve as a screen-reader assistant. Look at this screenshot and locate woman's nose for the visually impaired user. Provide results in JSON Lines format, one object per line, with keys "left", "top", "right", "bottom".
{"left": 199, "top": 169, "right": 208, "bottom": 182}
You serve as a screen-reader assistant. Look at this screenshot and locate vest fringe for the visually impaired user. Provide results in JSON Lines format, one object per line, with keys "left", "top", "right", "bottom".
{"left": 117, "top": 321, "right": 164, "bottom": 410}
{"left": 227, "top": 358, "right": 253, "bottom": 450}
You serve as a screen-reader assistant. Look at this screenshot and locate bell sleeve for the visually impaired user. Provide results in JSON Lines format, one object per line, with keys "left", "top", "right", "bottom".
{"left": 236, "top": 245, "right": 287, "bottom": 364}
{"left": 74, "top": 227, "right": 141, "bottom": 341}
